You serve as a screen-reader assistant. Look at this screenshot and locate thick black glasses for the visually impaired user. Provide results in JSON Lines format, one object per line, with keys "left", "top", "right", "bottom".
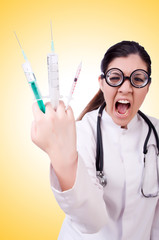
{"left": 101, "top": 68, "right": 151, "bottom": 88}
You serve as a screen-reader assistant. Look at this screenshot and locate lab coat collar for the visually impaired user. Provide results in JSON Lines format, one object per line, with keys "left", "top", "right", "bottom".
{"left": 102, "top": 109, "right": 138, "bottom": 132}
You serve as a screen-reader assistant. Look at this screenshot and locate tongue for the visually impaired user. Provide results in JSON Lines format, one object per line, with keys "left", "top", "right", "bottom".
{"left": 117, "top": 103, "right": 129, "bottom": 114}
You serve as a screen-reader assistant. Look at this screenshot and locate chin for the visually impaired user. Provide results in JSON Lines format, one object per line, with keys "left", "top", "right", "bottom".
{"left": 112, "top": 107, "right": 136, "bottom": 128}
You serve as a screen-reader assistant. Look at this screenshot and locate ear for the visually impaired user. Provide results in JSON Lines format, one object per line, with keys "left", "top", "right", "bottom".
{"left": 98, "top": 75, "right": 104, "bottom": 92}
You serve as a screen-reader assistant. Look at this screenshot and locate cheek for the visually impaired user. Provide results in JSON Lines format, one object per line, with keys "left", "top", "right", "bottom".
{"left": 103, "top": 85, "right": 116, "bottom": 98}
{"left": 134, "top": 89, "right": 148, "bottom": 107}
{"left": 102, "top": 86, "right": 117, "bottom": 107}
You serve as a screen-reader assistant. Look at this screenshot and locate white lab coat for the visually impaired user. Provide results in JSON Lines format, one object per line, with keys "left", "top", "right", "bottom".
{"left": 50, "top": 108, "right": 159, "bottom": 240}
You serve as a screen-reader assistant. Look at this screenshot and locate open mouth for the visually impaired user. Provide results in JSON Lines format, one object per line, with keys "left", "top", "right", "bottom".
{"left": 115, "top": 100, "right": 131, "bottom": 115}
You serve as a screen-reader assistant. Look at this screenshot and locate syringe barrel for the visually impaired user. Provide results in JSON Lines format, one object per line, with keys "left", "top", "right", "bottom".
{"left": 47, "top": 52, "right": 60, "bottom": 109}
{"left": 22, "top": 60, "right": 45, "bottom": 113}
{"left": 22, "top": 60, "right": 37, "bottom": 83}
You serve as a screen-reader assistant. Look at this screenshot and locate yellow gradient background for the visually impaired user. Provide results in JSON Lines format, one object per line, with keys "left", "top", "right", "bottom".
{"left": 1, "top": 0, "right": 159, "bottom": 239}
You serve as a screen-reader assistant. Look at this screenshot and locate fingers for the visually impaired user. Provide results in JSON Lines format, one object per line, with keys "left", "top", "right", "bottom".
{"left": 32, "top": 100, "right": 74, "bottom": 122}
{"left": 56, "top": 101, "right": 66, "bottom": 115}
{"left": 65, "top": 105, "right": 75, "bottom": 120}
{"left": 32, "top": 102, "right": 44, "bottom": 121}
{"left": 45, "top": 102, "right": 55, "bottom": 115}
{"left": 32, "top": 101, "right": 58, "bottom": 120}
{"left": 45, "top": 101, "right": 66, "bottom": 119}
{"left": 57, "top": 101, "right": 75, "bottom": 121}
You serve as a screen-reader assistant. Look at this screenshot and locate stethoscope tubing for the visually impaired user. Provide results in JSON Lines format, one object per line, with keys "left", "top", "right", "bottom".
{"left": 96, "top": 102, "right": 159, "bottom": 191}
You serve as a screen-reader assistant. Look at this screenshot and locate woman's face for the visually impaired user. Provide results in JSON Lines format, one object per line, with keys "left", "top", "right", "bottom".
{"left": 99, "top": 54, "right": 150, "bottom": 128}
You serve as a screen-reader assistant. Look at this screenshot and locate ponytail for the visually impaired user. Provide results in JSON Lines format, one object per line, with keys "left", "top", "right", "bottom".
{"left": 77, "top": 89, "right": 104, "bottom": 120}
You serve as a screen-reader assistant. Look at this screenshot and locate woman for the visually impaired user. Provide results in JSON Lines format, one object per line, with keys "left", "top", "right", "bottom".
{"left": 31, "top": 41, "right": 159, "bottom": 239}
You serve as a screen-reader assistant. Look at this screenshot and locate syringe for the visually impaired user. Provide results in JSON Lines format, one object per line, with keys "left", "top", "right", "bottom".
{"left": 14, "top": 32, "right": 45, "bottom": 113}
{"left": 65, "top": 62, "right": 82, "bottom": 110}
{"left": 47, "top": 21, "right": 60, "bottom": 109}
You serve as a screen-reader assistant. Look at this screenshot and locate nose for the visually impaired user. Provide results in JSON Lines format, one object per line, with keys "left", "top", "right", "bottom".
{"left": 118, "top": 79, "right": 133, "bottom": 94}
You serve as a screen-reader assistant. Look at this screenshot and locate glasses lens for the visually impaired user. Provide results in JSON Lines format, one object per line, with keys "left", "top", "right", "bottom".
{"left": 131, "top": 70, "right": 149, "bottom": 88}
{"left": 106, "top": 69, "right": 123, "bottom": 86}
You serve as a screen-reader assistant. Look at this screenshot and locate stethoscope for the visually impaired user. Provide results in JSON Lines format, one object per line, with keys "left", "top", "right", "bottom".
{"left": 96, "top": 102, "right": 159, "bottom": 197}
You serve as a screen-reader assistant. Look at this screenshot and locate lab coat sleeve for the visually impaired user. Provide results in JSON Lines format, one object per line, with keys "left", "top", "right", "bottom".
{"left": 50, "top": 113, "right": 108, "bottom": 234}
{"left": 150, "top": 200, "right": 159, "bottom": 240}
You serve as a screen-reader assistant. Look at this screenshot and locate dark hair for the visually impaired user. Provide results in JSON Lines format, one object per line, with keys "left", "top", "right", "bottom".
{"left": 77, "top": 40, "right": 152, "bottom": 120}
{"left": 101, "top": 41, "right": 151, "bottom": 75}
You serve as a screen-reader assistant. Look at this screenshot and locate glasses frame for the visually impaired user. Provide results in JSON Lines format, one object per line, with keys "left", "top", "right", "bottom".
{"left": 101, "top": 68, "right": 151, "bottom": 88}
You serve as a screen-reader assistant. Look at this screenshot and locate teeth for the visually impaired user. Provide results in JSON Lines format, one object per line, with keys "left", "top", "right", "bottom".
{"left": 118, "top": 100, "right": 130, "bottom": 104}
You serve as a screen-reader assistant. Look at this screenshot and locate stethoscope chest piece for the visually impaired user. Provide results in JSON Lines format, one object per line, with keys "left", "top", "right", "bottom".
{"left": 96, "top": 171, "right": 107, "bottom": 187}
